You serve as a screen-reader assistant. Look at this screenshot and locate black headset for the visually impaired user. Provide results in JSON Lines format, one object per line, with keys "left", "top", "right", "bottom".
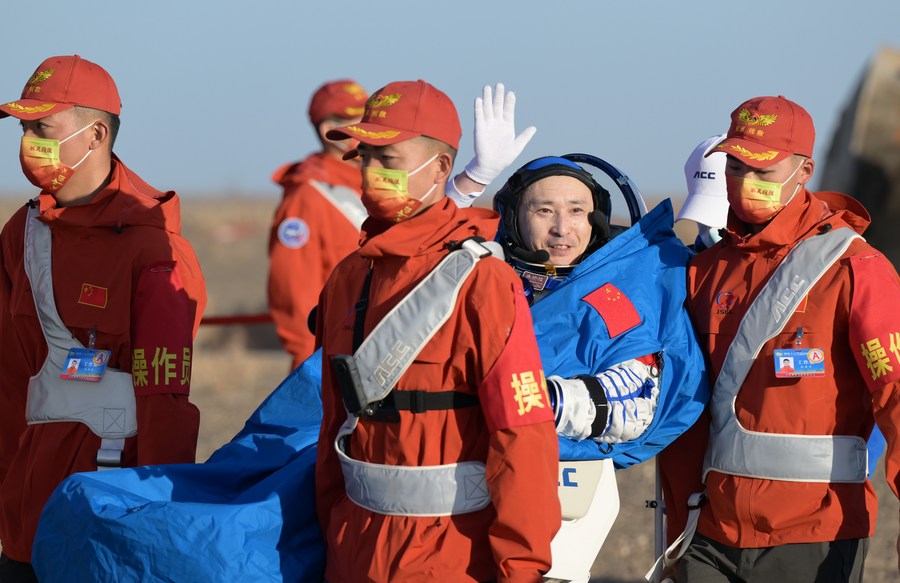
{"left": 493, "top": 154, "right": 620, "bottom": 264}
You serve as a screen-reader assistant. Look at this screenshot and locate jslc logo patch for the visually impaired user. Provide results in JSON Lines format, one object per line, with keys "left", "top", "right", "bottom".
{"left": 715, "top": 290, "right": 735, "bottom": 314}
{"left": 277, "top": 217, "right": 309, "bottom": 249}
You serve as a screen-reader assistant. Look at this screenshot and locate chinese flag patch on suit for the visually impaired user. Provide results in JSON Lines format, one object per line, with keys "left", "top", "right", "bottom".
{"left": 582, "top": 283, "right": 641, "bottom": 338}
{"left": 78, "top": 283, "right": 108, "bottom": 308}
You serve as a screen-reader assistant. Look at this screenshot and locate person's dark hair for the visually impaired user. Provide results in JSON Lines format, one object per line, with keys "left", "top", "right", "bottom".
{"left": 74, "top": 106, "right": 120, "bottom": 150}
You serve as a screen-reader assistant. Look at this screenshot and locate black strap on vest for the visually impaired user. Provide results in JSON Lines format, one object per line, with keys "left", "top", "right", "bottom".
{"left": 366, "top": 389, "right": 480, "bottom": 423}
{"left": 347, "top": 265, "right": 480, "bottom": 422}
{"left": 352, "top": 269, "right": 373, "bottom": 352}
{"left": 381, "top": 390, "right": 480, "bottom": 413}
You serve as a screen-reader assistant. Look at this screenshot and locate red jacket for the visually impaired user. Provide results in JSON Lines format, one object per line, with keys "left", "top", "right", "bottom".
{"left": 315, "top": 198, "right": 561, "bottom": 583}
{"left": 0, "top": 158, "right": 206, "bottom": 562}
{"left": 659, "top": 189, "right": 900, "bottom": 548}
{"left": 268, "top": 152, "right": 362, "bottom": 368}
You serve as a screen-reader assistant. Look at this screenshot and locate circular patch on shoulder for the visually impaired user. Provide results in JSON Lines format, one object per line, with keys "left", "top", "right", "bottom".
{"left": 278, "top": 217, "right": 310, "bottom": 249}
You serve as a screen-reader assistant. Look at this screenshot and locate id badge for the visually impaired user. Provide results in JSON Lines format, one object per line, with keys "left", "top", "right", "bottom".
{"left": 774, "top": 348, "right": 826, "bottom": 378}
{"left": 61, "top": 347, "right": 111, "bottom": 382}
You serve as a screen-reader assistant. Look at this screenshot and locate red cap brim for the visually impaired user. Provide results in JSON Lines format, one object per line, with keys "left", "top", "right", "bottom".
{"left": 0, "top": 99, "right": 74, "bottom": 120}
{"left": 708, "top": 137, "right": 793, "bottom": 169}
{"left": 326, "top": 121, "right": 420, "bottom": 147}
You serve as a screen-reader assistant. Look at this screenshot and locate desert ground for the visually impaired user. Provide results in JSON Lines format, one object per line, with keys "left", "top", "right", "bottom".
{"left": 0, "top": 193, "right": 896, "bottom": 582}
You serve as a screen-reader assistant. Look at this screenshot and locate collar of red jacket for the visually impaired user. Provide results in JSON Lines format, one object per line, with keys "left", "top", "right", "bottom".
{"left": 36, "top": 155, "right": 181, "bottom": 233}
{"left": 357, "top": 197, "right": 500, "bottom": 259}
{"left": 271, "top": 151, "right": 361, "bottom": 191}
{"left": 723, "top": 188, "right": 870, "bottom": 251}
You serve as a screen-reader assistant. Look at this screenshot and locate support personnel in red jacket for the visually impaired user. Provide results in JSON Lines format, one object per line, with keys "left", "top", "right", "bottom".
{"left": 315, "top": 79, "right": 560, "bottom": 583}
{"left": 0, "top": 55, "right": 206, "bottom": 582}
{"left": 269, "top": 81, "right": 535, "bottom": 369}
{"left": 658, "top": 96, "right": 900, "bottom": 582}
{"left": 268, "top": 79, "right": 369, "bottom": 368}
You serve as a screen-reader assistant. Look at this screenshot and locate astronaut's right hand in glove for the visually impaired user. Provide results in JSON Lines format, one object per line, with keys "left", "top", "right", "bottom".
{"left": 546, "top": 355, "right": 661, "bottom": 444}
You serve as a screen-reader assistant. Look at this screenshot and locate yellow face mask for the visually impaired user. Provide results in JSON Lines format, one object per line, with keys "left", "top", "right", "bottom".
{"left": 361, "top": 154, "right": 438, "bottom": 223}
{"left": 19, "top": 122, "right": 95, "bottom": 194}
{"left": 725, "top": 159, "right": 804, "bottom": 224}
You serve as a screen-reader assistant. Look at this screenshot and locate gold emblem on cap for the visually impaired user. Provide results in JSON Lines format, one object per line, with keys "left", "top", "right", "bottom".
{"left": 344, "top": 126, "right": 401, "bottom": 139}
{"left": 737, "top": 109, "right": 777, "bottom": 126}
{"left": 367, "top": 93, "right": 401, "bottom": 109}
{"left": 344, "top": 106, "right": 365, "bottom": 117}
{"left": 343, "top": 83, "right": 366, "bottom": 100}
{"left": 24, "top": 68, "right": 55, "bottom": 95}
{"left": 3, "top": 102, "right": 56, "bottom": 114}
{"left": 28, "top": 69, "right": 55, "bottom": 85}
{"left": 727, "top": 144, "right": 778, "bottom": 162}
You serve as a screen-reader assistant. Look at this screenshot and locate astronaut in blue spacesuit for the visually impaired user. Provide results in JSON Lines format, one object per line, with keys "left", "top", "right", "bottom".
{"left": 493, "top": 155, "right": 708, "bottom": 467}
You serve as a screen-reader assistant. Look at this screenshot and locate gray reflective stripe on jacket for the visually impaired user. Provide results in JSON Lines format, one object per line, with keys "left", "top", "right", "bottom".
{"left": 352, "top": 238, "right": 500, "bottom": 408}
{"left": 23, "top": 204, "right": 137, "bottom": 441}
{"left": 310, "top": 180, "right": 367, "bottom": 230}
{"left": 704, "top": 227, "right": 867, "bottom": 483}
{"left": 336, "top": 419, "right": 491, "bottom": 516}
{"left": 336, "top": 239, "right": 501, "bottom": 516}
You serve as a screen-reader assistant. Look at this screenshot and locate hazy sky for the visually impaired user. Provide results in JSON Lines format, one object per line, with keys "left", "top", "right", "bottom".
{"left": 1, "top": 1, "right": 897, "bottom": 208}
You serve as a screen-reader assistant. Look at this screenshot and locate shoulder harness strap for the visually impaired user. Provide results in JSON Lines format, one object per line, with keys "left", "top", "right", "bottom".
{"left": 333, "top": 237, "right": 500, "bottom": 417}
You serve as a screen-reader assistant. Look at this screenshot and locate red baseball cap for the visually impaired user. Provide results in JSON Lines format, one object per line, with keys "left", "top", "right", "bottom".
{"left": 710, "top": 95, "right": 815, "bottom": 168}
{"left": 0, "top": 55, "right": 121, "bottom": 120}
{"left": 308, "top": 79, "right": 368, "bottom": 126}
{"left": 326, "top": 80, "right": 461, "bottom": 152}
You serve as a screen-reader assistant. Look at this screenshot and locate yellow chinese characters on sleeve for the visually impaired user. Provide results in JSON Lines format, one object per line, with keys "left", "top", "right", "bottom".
{"left": 861, "top": 336, "right": 897, "bottom": 381}
{"left": 511, "top": 370, "right": 551, "bottom": 416}
{"left": 132, "top": 346, "right": 193, "bottom": 393}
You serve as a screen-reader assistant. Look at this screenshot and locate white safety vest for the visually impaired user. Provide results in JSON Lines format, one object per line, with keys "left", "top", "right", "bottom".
{"left": 336, "top": 239, "right": 500, "bottom": 516}
{"left": 703, "top": 226, "right": 867, "bottom": 483}
{"left": 647, "top": 227, "right": 868, "bottom": 583}
{"left": 310, "top": 180, "right": 367, "bottom": 231}
{"left": 23, "top": 204, "right": 136, "bottom": 469}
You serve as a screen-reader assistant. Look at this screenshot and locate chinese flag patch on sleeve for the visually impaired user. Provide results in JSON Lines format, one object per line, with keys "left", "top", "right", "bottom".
{"left": 78, "top": 283, "right": 108, "bottom": 308}
{"left": 582, "top": 283, "right": 641, "bottom": 338}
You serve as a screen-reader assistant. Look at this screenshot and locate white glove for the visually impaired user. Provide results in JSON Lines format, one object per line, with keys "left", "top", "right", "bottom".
{"left": 445, "top": 174, "right": 483, "bottom": 208}
{"left": 595, "top": 358, "right": 660, "bottom": 444}
{"left": 463, "top": 83, "right": 537, "bottom": 186}
{"left": 547, "top": 375, "right": 598, "bottom": 441}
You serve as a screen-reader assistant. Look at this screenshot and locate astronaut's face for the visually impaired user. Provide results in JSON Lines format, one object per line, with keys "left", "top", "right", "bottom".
{"left": 516, "top": 175, "right": 594, "bottom": 266}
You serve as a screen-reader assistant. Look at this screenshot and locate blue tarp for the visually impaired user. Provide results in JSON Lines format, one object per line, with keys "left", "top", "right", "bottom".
{"left": 32, "top": 200, "right": 709, "bottom": 581}
{"left": 34, "top": 351, "right": 326, "bottom": 583}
